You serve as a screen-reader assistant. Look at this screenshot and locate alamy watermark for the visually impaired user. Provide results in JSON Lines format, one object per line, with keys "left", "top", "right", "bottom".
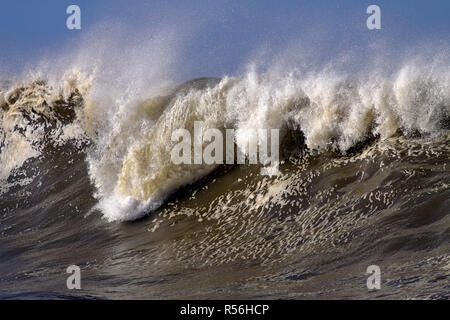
{"left": 66, "top": 265, "right": 81, "bottom": 290}
{"left": 366, "top": 5, "right": 381, "bottom": 30}
{"left": 170, "top": 121, "right": 280, "bottom": 176}
{"left": 66, "top": 5, "right": 81, "bottom": 30}
{"left": 366, "top": 265, "right": 381, "bottom": 290}
{"left": 64, "top": 5, "right": 381, "bottom": 31}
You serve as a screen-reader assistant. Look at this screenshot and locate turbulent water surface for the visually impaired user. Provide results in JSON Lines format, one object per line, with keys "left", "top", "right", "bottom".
{"left": 0, "top": 62, "right": 449, "bottom": 299}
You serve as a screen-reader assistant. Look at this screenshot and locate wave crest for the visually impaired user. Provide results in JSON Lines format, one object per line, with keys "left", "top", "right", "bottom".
{"left": 1, "top": 61, "right": 449, "bottom": 221}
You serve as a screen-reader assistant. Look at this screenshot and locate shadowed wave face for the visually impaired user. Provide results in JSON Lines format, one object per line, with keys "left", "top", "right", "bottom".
{"left": 0, "top": 56, "right": 449, "bottom": 299}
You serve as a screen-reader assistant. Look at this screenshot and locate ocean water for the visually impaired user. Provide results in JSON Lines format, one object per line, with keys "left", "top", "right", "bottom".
{"left": 0, "top": 58, "right": 449, "bottom": 299}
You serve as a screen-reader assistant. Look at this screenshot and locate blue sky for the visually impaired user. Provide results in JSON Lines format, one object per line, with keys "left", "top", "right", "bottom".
{"left": 0, "top": 0, "right": 449, "bottom": 79}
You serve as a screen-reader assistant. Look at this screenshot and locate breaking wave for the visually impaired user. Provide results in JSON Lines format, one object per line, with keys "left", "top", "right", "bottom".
{"left": 1, "top": 56, "right": 449, "bottom": 222}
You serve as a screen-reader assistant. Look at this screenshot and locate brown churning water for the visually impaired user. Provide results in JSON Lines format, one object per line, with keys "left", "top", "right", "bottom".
{"left": 0, "top": 62, "right": 449, "bottom": 298}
